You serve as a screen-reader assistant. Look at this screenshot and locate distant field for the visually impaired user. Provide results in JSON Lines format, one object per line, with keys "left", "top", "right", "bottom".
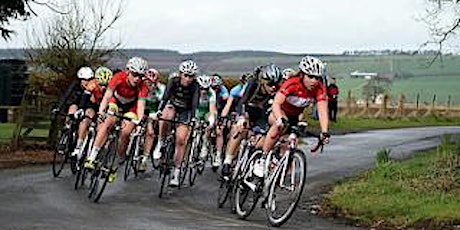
{"left": 337, "top": 75, "right": 460, "bottom": 105}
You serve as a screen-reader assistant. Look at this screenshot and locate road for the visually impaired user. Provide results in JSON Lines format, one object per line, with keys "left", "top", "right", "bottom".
{"left": 1, "top": 126, "right": 459, "bottom": 230}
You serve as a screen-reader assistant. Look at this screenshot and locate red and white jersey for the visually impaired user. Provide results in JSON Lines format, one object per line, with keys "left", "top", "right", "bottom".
{"left": 278, "top": 76, "right": 327, "bottom": 116}
{"left": 108, "top": 71, "right": 148, "bottom": 104}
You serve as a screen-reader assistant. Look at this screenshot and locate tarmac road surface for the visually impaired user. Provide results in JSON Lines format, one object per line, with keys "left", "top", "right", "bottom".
{"left": 1, "top": 126, "right": 459, "bottom": 230}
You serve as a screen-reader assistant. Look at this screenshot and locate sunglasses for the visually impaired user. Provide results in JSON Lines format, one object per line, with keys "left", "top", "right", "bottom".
{"left": 307, "top": 74, "right": 322, "bottom": 81}
{"left": 132, "top": 72, "right": 145, "bottom": 79}
{"left": 183, "top": 74, "right": 195, "bottom": 79}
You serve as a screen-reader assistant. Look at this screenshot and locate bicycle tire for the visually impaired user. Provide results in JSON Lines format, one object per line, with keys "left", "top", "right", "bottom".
{"left": 124, "top": 136, "right": 138, "bottom": 181}
{"left": 266, "top": 149, "right": 307, "bottom": 227}
{"left": 217, "top": 177, "right": 232, "bottom": 208}
{"left": 52, "top": 129, "right": 70, "bottom": 177}
{"left": 158, "top": 140, "right": 174, "bottom": 198}
{"left": 234, "top": 149, "right": 263, "bottom": 219}
{"left": 188, "top": 132, "right": 202, "bottom": 186}
{"left": 74, "top": 131, "right": 93, "bottom": 189}
{"left": 92, "top": 139, "right": 118, "bottom": 203}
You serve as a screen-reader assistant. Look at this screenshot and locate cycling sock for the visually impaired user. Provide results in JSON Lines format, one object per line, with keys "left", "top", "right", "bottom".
{"left": 76, "top": 139, "right": 84, "bottom": 149}
{"left": 88, "top": 147, "right": 101, "bottom": 161}
{"left": 224, "top": 154, "right": 234, "bottom": 165}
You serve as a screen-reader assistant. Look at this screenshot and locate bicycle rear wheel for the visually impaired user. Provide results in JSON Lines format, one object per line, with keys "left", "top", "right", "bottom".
{"left": 266, "top": 149, "right": 307, "bottom": 227}
{"left": 53, "top": 129, "right": 70, "bottom": 177}
{"left": 234, "top": 149, "right": 263, "bottom": 219}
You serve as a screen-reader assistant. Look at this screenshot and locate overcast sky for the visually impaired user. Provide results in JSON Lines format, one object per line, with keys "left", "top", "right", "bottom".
{"left": 0, "top": 0, "right": 432, "bottom": 54}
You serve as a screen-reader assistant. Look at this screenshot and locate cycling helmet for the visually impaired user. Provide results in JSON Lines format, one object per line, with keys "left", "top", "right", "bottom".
{"left": 197, "top": 75, "right": 213, "bottom": 89}
{"left": 299, "top": 56, "right": 324, "bottom": 76}
{"left": 145, "top": 68, "right": 159, "bottom": 84}
{"left": 179, "top": 60, "right": 198, "bottom": 75}
{"left": 211, "top": 74, "right": 223, "bottom": 87}
{"left": 169, "top": 71, "right": 179, "bottom": 79}
{"left": 77, "top": 67, "right": 94, "bottom": 80}
{"left": 282, "top": 68, "right": 296, "bottom": 80}
{"left": 258, "top": 64, "right": 282, "bottom": 84}
{"left": 126, "top": 57, "right": 148, "bottom": 74}
{"left": 95, "top": 66, "right": 113, "bottom": 86}
{"left": 239, "top": 74, "right": 248, "bottom": 83}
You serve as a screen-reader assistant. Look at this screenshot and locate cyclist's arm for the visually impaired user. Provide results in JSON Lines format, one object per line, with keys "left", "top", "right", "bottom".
{"left": 209, "top": 89, "right": 218, "bottom": 117}
{"left": 272, "top": 92, "right": 287, "bottom": 120}
{"left": 191, "top": 83, "right": 200, "bottom": 118}
{"left": 78, "top": 90, "right": 92, "bottom": 110}
{"left": 317, "top": 100, "right": 328, "bottom": 133}
{"left": 57, "top": 80, "right": 78, "bottom": 110}
{"left": 220, "top": 96, "right": 234, "bottom": 118}
{"left": 238, "top": 79, "right": 257, "bottom": 114}
{"left": 136, "top": 82, "right": 148, "bottom": 120}
{"left": 98, "top": 89, "right": 113, "bottom": 114}
{"left": 158, "top": 78, "right": 174, "bottom": 112}
{"left": 316, "top": 83, "right": 329, "bottom": 133}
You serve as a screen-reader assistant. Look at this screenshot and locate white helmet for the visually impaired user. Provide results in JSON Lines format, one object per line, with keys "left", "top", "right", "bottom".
{"left": 126, "top": 57, "right": 148, "bottom": 74}
{"left": 299, "top": 56, "right": 324, "bottom": 76}
{"left": 77, "top": 67, "right": 94, "bottom": 80}
{"left": 179, "top": 60, "right": 198, "bottom": 75}
{"left": 282, "top": 68, "right": 296, "bottom": 80}
{"left": 197, "top": 75, "right": 213, "bottom": 89}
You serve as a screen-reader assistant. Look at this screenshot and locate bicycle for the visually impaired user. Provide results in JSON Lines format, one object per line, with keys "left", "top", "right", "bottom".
{"left": 51, "top": 109, "right": 82, "bottom": 177}
{"left": 217, "top": 125, "right": 264, "bottom": 211}
{"left": 183, "top": 119, "right": 207, "bottom": 187}
{"left": 156, "top": 116, "right": 193, "bottom": 198}
{"left": 124, "top": 117, "right": 150, "bottom": 181}
{"left": 234, "top": 123, "right": 325, "bottom": 227}
{"left": 74, "top": 115, "right": 98, "bottom": 190}
{"left": 87, "top": 111, "right": 134, "bottom": 203}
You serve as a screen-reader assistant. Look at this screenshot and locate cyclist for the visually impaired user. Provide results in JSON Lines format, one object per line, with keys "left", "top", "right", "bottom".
{"left": 153, "top": 60, "right": 200, "bottom": 187}
{"left": 253, "top": 56, "right": 331, "bottom": 177}
{"left": 195, "top": 75, "right": 219, "bottom": 168}
{"left": 138, "top": 68, "right": 165, "bottom": 172}
{"left": 209, "top": 74, "right": 229, "bottom": 168}
{"left": 220, "top": 73, "right": 248, "bottom": 120}
{"left": 282, "top": 68, "right": 296, "bottom": 82}
{"left": 84, "top": 57, "right": 149, "bottom": 182}
{"left": 53, "top": 66, "right": 95, "bottom": 126}
{"left": 221, "top": 64, "right": 282, "bottom": 177}
{"left": 71, "top": 66, "right": 112, "bottom": 160}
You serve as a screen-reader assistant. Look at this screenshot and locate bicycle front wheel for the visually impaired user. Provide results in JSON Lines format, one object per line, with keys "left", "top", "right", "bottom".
{"left": 90, "top": 139, "right": 118, "bottom": 203}
{"left": 53, "top": 129, "right": 70, "bottom": 177}
{"left": 266, "top": 149, "right": 307, "bottom": 227}
{"left": 234, "top": 149, "right": 263, "bottom": 219}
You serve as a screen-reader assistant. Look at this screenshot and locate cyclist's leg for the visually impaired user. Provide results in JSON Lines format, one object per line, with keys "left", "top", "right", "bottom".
{"left": 65, "top": 104, "right": 78, "bottom": 126}
{"left": 215, "top": 117, "right": 225, "bottom": 165}
{"left": 73, "top": 107, "right": 95, "bottom": 158}
{"left": 140, "top": 118, "right": 155, "bottom": 171}
{"left": 85, "top": 103, "right": 117, "bottom": 169}
{"left": 153, "top": 105, "right": 175, "bottom": 160}
{"left": 222, "top": 115, "right": 248, "bottom": 176}
{"left": 117, "top": 112, "right": 137, "bottom": 163}
{"left": 170, "top": 110, "right": 191, "bottom": 186}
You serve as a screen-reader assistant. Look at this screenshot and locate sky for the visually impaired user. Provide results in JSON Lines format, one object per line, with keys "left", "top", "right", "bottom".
{"left": 0, "top": 0, "right": 434, "bottom": 54}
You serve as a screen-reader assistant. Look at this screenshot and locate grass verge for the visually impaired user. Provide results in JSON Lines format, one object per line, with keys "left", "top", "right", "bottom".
{"left": 321, "top": 135, "right": 460, "bottom": 229}
{"left": 307, "top": 116, "right": 460, "bottom": 134}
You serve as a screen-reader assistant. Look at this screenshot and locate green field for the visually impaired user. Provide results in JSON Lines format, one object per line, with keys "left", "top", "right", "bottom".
{"left": 337, "top": 75, "right": 460, "bottom": 105}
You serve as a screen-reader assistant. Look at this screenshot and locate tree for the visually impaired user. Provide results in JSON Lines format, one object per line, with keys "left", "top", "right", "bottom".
{"left": 362, "top": 77, "right": 392, "bottom": 103}
{"left": 0, "top": 0, "right": 63, "bottom": 40}
{"left": 27, "top": 0, "right": 123, "bottom": 96}
{"left": 422, "top": 0, "right": 460, "bottom": 64}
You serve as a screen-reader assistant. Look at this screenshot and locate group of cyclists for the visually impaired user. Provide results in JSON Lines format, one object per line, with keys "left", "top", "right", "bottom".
{"left": 54, "top": 55, "right": 331, "bottom": 224}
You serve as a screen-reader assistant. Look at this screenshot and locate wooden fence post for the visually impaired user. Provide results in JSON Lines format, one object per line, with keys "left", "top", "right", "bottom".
{"left": 446, "top": 95, "right": 451, "bottom": 117}
{"left": 424, "top": 94, "right": 436, "bottom": 117}
{"left": 393, "top": 94, "right": 406, "bottom": 118}
{"left": 344, "top": 90, "right": 352, "bottom": 117}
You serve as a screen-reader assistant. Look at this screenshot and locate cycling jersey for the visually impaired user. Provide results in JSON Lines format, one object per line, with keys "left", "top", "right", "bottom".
{"left": 237, "top": 78, "right": 273, "bottom": 114}
{"left": 145, "top": 83, "right": 165, "bottom": 114}
{"left": 84, "top": 79, "right": 104, "bottom": 104}
{"left": 58, "top": 79, "right": 102, "bottom": 111}
{"left": 158, "top": 77, "right": 200, "bottom": 118}
{"left": 196, "top": 88, "right": 216, "bottom": 120}
{"left": 108, "top": 71, "right": 148, "bottom": 104}
{"left": 107, "top": 71, "right": 148, "bottom": 115}
{"left": 278, "top": 75, "right": 327, "bottom": 117}
{"left": 213, "top": 85, "right": 229, "bottom": 112}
